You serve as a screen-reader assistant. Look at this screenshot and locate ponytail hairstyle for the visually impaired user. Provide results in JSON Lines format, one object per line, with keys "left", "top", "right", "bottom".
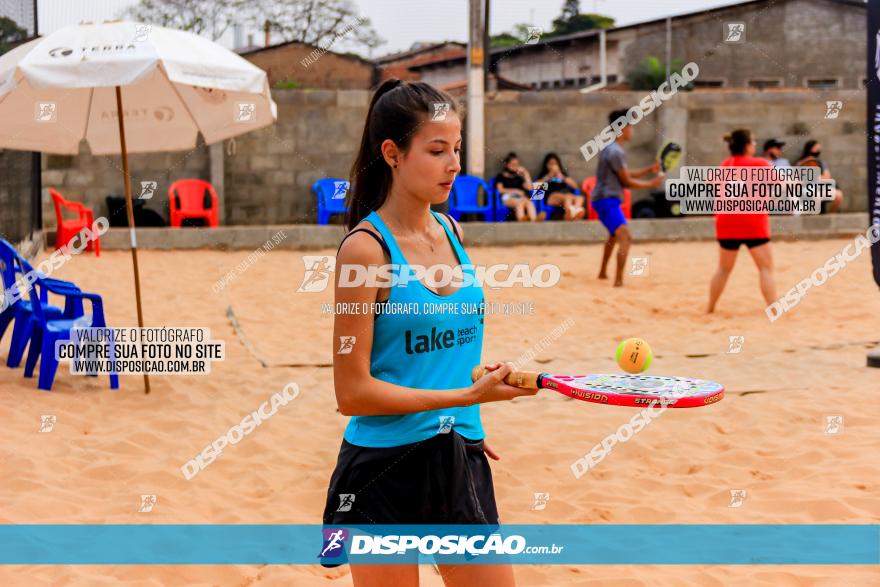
{"left": 723, "top": 129, "right": 754, "bottom": 155}
{"left": 346, "top": 78, "right": 461, "bottom": 230}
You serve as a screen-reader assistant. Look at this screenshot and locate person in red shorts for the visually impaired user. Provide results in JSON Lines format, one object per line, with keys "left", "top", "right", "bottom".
{"left": 707, "top": 128, "right": 777, "bottom": 313}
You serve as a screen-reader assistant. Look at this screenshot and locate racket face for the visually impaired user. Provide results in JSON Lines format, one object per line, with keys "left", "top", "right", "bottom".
{"left": 543, "top": 373, "right": 723, "bottom": 408}
{"left": 659, "top": 142, "right": 682, "bottom": 172}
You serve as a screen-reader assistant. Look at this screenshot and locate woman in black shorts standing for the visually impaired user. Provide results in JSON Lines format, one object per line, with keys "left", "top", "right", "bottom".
{"left": 324, "top": 78, "right": 536, "bottom": 586}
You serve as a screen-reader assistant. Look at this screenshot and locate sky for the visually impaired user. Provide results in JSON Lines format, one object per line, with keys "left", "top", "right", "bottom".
{"left": 30, "top": 0, "right": 749, "bottom": 56}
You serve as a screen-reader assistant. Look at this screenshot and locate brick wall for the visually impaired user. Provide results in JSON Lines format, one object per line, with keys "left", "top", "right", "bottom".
{"left": 242, "top": 43, "right": 373, "bottom": 90}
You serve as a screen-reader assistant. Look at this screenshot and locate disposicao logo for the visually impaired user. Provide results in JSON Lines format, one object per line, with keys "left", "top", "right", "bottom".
{"left": 319, "top": 528, "right": 349, "bottom": 559}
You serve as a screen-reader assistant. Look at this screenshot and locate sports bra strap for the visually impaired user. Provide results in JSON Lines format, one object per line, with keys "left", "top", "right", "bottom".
{"left": 337, "top": 227, "right": 391, "bottom": 259}
{"left": 438, "top": 211, "right": 462, "bottom": 244}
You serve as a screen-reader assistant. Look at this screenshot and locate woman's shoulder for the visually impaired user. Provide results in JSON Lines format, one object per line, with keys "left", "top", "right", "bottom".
{"left": 337, "top": 220, "right": 388, "bottom": 264}
{"left": 435, "top": 211, "right": 464, "bottom": 242}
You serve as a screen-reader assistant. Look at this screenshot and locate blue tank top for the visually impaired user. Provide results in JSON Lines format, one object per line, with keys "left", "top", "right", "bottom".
{"left": 343, "top": 210, "right": 486, "bottom": 448}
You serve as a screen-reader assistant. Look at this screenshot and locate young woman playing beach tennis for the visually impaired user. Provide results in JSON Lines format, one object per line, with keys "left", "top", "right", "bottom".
{"left": 323, "top": 78, "right": 536, "bottom": 587}
{"left": 707, "top": 129, "right": 777, "bottom": 313}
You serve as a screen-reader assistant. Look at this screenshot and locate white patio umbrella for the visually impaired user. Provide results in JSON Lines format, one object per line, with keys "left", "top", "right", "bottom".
{"left": 0, "top": 21, "right": 278, "bottom": 392}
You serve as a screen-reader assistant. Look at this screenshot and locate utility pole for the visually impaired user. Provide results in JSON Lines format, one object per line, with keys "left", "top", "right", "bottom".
{"left": 466, "top": 0, "right": 486, "bottom": 177}
{"left": 665, "top": 16, "right": 672, "bottom": 83}
{"left": 31, "top": 0, "right": 41, "bottom": 241}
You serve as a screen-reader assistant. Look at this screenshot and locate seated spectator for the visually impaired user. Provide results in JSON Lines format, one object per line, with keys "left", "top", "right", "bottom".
{"left": 495, "top": 152, "right": 546, "bottom": 222}
{"left": 762, "top": 138, "right": 790, "bottom": 167}
{"left": 535, "top": 152, "right": 586, "bottom": 220}
{"left": 796, "top": 139, "right": 844, "bottom": 213}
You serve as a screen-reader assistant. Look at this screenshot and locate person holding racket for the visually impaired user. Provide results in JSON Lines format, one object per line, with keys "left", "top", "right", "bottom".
{"left": 707, "top": 129, "right": 777, "bottom": 313}
{"left": 325, "top": 78, "right": 535, "bottom": 587}
{"left": 593, "top": 109, "right": 664, "bottom": 286}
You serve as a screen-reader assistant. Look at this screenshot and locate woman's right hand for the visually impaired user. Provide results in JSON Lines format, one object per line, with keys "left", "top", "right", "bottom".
{"left": 465, "top": 362, "right": 539, "bottom": 405}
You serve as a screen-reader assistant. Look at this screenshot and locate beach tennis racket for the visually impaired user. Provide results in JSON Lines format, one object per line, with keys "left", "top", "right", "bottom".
{"left": 471, "top": 367, "right": 723, "bottom": 408}
{"left": 658, "top": 141, "right": 683, "bottom": 173}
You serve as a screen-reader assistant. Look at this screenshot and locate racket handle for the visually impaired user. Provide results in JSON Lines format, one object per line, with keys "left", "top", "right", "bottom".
{"left": 470, "top": 365, "right": 542, "bottom": 389}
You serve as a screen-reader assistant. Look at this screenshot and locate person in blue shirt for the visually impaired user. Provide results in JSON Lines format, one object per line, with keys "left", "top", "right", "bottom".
{"left": 762, "top": 138, "right": 791, "bottom": 168}
{"left": 324, "top": 78, "right": 536, "bottom": 586}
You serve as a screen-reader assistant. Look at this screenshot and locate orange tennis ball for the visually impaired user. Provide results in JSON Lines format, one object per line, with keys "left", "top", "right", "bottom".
{"left": 615, "top": 338, "right": 653, "bottom": 374}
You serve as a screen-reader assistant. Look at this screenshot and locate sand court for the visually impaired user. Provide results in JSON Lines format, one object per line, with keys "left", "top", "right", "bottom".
{"left": 0, "top": 237, "right": 878, "bottom": 585}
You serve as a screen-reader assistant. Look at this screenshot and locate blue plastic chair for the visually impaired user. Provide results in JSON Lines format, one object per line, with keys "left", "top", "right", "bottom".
{"left": 487, "top": 175, "right": 512, "bottom": 222}
{"left": 313, "top": 178, "right": 349, "bottom": 225}
{"left": 533, "top": 181, "right": 582, "bottom": 220}
{"left": 22, "top": 275, "right": 118, "bottom": 391}
{"left": 0, "top": 239, "right": 83, "bottom": 368}
{"left": 449, "top": 175, "right": 493, "bottom": 222}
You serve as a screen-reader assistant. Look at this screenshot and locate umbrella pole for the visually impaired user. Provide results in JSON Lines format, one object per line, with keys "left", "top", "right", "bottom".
{"left": 114, "top": 86, "right": 151, "bottom": 394}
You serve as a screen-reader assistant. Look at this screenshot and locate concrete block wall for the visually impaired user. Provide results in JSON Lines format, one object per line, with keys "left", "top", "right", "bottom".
{"left": 40, "top": 86, "right": 869, "bottom": 230}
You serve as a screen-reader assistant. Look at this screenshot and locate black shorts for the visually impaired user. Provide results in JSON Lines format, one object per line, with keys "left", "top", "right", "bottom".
{"left": 718, "top": 238, "right": 770, "bottom": 251}
{"left": 322, "top": 431, "right": 499, "bottom": 526}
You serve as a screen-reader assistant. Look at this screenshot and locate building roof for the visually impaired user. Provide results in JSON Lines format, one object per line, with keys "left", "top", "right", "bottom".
{"left": 374, "top": 41, "right": 466, "bottom": 64}
{"left": 236, "top": 38, "right": 372, "bottom": 65}
{"left": 440, "top": 73, "right": 532, "bottom": 93}
{"left": 409, "top": 0, "right": 866, "bottom": 71}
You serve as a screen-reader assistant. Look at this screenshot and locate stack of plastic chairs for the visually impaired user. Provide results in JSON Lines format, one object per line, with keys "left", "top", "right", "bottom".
{"left": 0, "top": 239, "right": 118, "bottom": 391}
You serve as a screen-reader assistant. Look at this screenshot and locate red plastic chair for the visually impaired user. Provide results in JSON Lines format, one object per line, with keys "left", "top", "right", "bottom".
{"left": 49, "top": 189, "right": 100, "bottom": 256}
{"left": 168, "top": 179, "right": 219, "bottom": 228}
{"left": 582, "top": 176, "right": 631, "bottom": 221}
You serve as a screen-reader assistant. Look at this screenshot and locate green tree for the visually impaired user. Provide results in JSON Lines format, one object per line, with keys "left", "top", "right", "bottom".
{"left": 490, "top": 23, "right": 537, "bottom": 48}
{"left": 126, "top": 0, "right": 243, "bottom": 41}
{"left": 126, "top": 0, "right": 384, "bottom": 54}
{"left": 626, "top": 56, "right": 691, "bottom": 91}
{"left": 550, "top": 13, "right": 615, "bottom": 36}
{"left": 0, "top": 16, "right": 28, "bottom": 56}
{"left": 246, "top": 0, "right": 384, "bottom": 54}
{"left": 489, "top": 32, "right": 520, "bottom": 49}
{"left": 548, "top": 1, "right": 614, "bottom": 37}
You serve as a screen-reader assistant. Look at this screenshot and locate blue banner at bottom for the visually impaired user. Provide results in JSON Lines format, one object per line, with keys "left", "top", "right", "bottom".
{"left": 0, "top": 525, "right": 876, "bottom": 565}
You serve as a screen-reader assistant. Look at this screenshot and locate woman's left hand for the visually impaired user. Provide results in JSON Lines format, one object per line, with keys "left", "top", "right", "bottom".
{"left": 483, "top": 439, "right": 501, "bottom": 461}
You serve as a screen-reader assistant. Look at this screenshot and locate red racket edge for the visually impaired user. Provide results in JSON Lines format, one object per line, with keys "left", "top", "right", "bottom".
{"left": 539, "top": 374, "right": 725, "bottom": 408}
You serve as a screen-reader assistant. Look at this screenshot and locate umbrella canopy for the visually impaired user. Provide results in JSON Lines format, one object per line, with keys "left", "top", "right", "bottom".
{"left": 0, "top": 21, "right": 278, "bottom": 393}
{"left": 0, "top": 20, "right": 277, "bottom": 154}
